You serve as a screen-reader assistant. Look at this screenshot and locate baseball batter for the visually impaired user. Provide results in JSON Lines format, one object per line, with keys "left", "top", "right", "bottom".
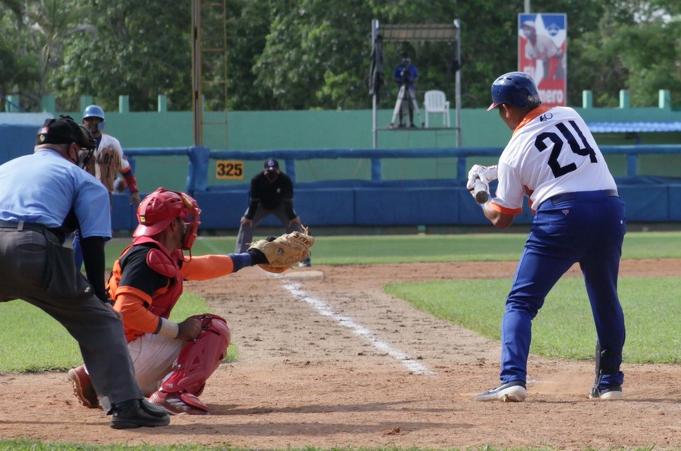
{"left": 68, "top": 188, "right": 311, "bottom": 414}
{"left": 468, "top": 71, "right": 626, "bottom": 402}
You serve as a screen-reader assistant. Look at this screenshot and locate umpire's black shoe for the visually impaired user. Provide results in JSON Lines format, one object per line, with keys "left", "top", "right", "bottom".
{"left": 110, "top": 398, "right": 171, "bottom": 429}
{"left": 475, "top": 380, "right": 527, "bottom": 402}
{"left": 589, "top": 385, "right": 622, "bottom": 400}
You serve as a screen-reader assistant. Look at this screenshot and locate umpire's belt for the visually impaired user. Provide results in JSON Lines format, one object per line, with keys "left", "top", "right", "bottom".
{"left": 543, "top": 189, "right": 619, "bottom": 207}
{"left": 0, "top": 220, "right": 64, "bottom": 241}
{"left": 0, "top": 220, "right": 49, "bottom": 231}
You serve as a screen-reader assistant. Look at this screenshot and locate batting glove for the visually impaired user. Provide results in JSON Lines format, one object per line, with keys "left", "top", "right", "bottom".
{"left": 466, "top": 164, "right": 498, "bottom": 190}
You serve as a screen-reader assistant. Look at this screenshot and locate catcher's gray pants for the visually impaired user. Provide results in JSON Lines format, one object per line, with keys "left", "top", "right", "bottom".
{"left": 235, "top": 205, "right": 306, "bottom": 253}
{"left": 0, "top": 224, "right": 142, "bottom": 408}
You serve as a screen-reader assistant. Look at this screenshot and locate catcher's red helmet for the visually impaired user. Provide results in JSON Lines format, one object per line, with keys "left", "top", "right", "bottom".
{"left": 134, "top": 188, "right": 201, "bottom": 250}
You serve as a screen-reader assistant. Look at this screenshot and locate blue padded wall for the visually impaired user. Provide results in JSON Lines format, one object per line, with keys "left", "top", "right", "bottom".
{"left": 194, "top": 191, "right": 246, "bottom": 229}
{"left": 354, "top": 187, "right": 459, "bottom": 225}
{"left": 0, "top": 124, "right": 36, "bottom": 164}
{"left": 111, "top": 193, "right": 138, "bottom": 232}
{"left": 618, "top": 184, "right": 669, "bottom": 222}
{"left": 669, "top": 185, "right": 681, "bottom": 221}
{"left": 296, "top": 188, "right": 355, "bottom": 226}
{"left": 114, "top": 181, "right": 680, "bottom": 231}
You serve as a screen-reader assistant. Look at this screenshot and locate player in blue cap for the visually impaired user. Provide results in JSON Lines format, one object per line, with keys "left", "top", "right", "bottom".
{"left": 468, "top": 71, "right": 626, "bottom": 402}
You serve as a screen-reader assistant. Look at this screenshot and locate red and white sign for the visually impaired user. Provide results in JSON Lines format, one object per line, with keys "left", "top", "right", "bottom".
{"left": 518, "top": 13, "right": 567, "bottom": 107}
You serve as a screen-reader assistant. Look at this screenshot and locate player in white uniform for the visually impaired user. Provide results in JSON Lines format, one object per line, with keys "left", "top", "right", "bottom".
{"left": 81, "top": 105, "right": 141, "bottom": 204}
{"left": 468, "top": 71, "right": 626, "bottom": 402}
{"left": 73, "top": 105, "right": 143, "bottom": 268}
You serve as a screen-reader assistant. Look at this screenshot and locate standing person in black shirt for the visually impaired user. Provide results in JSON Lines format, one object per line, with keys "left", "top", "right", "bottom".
{"left": 235, "top": 159, "right": 311, "bottom": 266}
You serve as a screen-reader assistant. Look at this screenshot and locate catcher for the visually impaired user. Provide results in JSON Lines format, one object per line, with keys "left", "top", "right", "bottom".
{"left": 67, "top": 187, "right": 314, "bottom": 414}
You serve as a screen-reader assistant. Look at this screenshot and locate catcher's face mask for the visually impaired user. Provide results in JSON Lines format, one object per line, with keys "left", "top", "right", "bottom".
{"left": 177, "top": 191, "right": 201, "bottom": 250}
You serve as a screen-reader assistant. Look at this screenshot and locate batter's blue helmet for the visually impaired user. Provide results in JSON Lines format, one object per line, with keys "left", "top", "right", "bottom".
{"left": 82, "top": 104, "right": 105, "bottom": 132}
{"left": 487, "top": 71, "right": 541, "bottom": 111}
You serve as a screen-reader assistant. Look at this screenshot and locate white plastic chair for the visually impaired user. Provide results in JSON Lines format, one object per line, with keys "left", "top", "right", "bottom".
{"left": 423, "top": 90, "right": 451, "bottom": 128}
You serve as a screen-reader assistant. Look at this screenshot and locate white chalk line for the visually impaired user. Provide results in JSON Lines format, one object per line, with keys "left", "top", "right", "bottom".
{"left": 281, "top": 281, "right": 434, "bottom": 376}
{"left": 189, "top": 242, "right": 432, "bottom": 375}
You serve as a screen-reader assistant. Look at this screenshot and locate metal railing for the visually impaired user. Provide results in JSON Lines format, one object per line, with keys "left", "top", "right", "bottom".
{"left": 123, "top": 145, "right": 681, "bottom": 194}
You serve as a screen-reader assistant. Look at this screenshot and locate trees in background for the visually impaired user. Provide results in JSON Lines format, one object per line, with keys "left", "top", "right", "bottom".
{"left": 51, "top": 0, "right": 192, "bottom": 112}
{"left": 0, "top": 0, "right": 679, "bottom": 111}
{"left": 0, "top": 0, "right": 191, "bottom": 112}
{"left": 572, "top": 0, "right": 681, "bottom": 107}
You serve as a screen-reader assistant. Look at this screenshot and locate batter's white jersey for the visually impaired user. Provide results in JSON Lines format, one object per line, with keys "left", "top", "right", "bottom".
{"left": 492, "top": 106, "right": 617, "bottom": 215}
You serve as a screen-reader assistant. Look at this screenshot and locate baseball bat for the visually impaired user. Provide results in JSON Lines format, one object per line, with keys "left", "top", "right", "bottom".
{"left": 473, "top": 179, "right": 489, "bottom": 204}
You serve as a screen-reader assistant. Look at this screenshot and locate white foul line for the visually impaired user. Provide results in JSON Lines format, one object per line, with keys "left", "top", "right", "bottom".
{"left": 282, "top": 281, "right": 433, "bottom": 376}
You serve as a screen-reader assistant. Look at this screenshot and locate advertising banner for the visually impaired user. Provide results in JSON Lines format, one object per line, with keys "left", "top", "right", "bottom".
{"left": 518, "top": 13, "right": 567, "bottom": 106}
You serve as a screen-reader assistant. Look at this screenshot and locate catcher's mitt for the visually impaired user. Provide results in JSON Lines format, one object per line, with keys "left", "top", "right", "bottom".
{"left": 248, "top": 229, "right": 315, "bottom": 273}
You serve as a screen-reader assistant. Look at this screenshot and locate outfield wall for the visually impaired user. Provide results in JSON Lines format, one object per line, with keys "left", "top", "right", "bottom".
{"left": 105, "top": 146, "right": 681, "bottom": 232}
{"left": 2, "top": 105, "right": 681, "bottom": 231}
{"left": 23, "top": 106, "right": 676, "bottom": 195}
{"left": 56, "top": 107, "right": 681, "bottom": 150}
{"left": 3, "top": 106, "right": 681, "bottom": 192}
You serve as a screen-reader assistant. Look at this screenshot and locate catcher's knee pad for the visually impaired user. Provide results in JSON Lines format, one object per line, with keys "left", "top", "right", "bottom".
{"left": 160, "top": 314, "right": 230, "bottom": 396}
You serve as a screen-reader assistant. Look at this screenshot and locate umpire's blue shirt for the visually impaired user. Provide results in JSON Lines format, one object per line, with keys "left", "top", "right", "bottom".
{"left": 0, "top": 148, "right": 111, "bottom": 238}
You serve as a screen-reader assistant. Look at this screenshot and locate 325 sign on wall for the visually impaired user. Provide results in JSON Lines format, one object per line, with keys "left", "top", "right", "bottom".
{"left": 215, "top": 160, "right": 244, "bottom": 180}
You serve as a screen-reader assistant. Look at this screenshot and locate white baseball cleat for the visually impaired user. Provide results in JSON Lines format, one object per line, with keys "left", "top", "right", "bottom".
{"left": 475, "top": 380, "right": 527, "bottom": 402}
{"left": 589, "top": 385, "right": 623, "bottom": 400}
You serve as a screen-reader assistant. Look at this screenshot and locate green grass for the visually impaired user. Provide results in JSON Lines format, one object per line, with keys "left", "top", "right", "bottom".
{"left": 4, "top": 230, "right": 681, "bottom": 373}
{"left": 105, "top": 231, "right": 681, "bottom": 267}
{"left": 0, "top": 293, "right": 237, "bottom": 373}
{"left": 386, "top": 276, "right": 681, "bottom": 364}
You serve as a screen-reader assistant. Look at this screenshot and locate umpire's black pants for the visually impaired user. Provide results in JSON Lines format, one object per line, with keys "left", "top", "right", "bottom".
{"left": 0, "top": 225, "right": 142, "bottom": 409}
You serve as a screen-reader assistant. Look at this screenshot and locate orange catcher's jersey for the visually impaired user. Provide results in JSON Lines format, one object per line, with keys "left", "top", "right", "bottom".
{"left": 492, "top": 105, "right": 617, "bottom": 214}
{"left": 109, "top": 241, "right": 237, "bottom": 342}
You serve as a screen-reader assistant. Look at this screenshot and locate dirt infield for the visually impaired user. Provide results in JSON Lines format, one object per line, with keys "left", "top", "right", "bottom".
{"left": 1, "top": 259, "right": 681, "bottom": 449}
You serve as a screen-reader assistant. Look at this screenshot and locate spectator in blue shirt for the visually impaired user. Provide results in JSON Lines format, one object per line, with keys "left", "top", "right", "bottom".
{"left": 393, "top": 53, "right": 419, "bottom": 128}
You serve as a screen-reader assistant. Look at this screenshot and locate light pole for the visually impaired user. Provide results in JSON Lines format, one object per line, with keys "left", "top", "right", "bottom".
{"left": 453, "top": 18, "right": 462, "bottom": 147}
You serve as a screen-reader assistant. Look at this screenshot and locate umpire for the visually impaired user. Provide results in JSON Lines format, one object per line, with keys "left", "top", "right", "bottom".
{"left": 235, "top": 159, "right": 311, "bottom": 266}
{"left": 0, "top": 116, "right": 169, "bottom": 429}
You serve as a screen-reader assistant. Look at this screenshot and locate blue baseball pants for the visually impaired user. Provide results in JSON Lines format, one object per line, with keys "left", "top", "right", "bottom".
{"left": 500, "top": 190, "right": 626, "bottom": 389}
